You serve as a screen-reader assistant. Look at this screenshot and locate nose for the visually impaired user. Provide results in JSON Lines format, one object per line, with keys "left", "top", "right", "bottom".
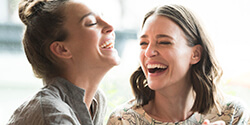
{"left": 145, "top": 43, "right": 159, "bottom": 58}
{"left": 101, "top": 18, "right": 114, "bottom": 34}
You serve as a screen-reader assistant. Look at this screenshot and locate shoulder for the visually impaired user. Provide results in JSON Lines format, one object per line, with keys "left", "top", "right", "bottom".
{"left": 220, "top": 95, "right": 249, "bottom": 117}
{"left": 7, "top": 87, "right": 79, "bottom": 125}
{"left": 220, "top": 95, "right": 250, "bottom": 124}
{"left": 107, "top": 99, "right": 150, "bottom": 125}
{"left": 204, "top": 95, "right": 250, "bottom": 125}
{"left": 108, "top": 99, "right": 137, "bottom": 117}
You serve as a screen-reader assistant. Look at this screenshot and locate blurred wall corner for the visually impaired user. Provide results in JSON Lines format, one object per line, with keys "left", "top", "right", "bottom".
{"left": 0, "top": 0, "right": 23, "bottom": 53}
{"left": 0, "top": 0, "right": 8, "bottom": 23}
{"left": 0, "top": 23, "right": 23, "bottom": 52}
{"left": 115, "top": 29, "right": 137, "bottom": 57}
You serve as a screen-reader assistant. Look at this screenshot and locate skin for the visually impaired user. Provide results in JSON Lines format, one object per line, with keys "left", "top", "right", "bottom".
{"left": 50, "top": 1, "right": 120, "bottom": 110}
{"left": 139, "top": 14, "right": 201, "bottom": 122}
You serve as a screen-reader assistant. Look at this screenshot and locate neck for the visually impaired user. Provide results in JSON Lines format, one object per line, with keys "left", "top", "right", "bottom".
{"left": 62, "top": 65, "right": 112, "bottom": 109}
{"left": 144, "top": 82, "right": 195, "bottom": 122}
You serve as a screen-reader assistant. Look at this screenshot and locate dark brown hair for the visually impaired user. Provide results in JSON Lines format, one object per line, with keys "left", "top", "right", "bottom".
{"left": 19, "top": 0, "right": 69, "bottom": 81}
{"left": 130, "top": 5, "right": 223, "bottom": 114}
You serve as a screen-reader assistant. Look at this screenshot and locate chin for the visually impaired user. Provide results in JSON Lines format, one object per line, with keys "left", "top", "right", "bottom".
{"left": 109, "top": 56, "right": 121, "bottom": 66}
{"left": 147, "top": 81, "right": 164, "bottom": 91}
{"left": 101, "top": 56, "right": 120, "bottom": 70}
{"left": 109, "top": 51, "right": 121, "bottom": 65}
{"left": 147, "top": 82, "right": 157, "bottom": 90}
{"left": 100, "top": 47, "right": 121, "bottom": 66}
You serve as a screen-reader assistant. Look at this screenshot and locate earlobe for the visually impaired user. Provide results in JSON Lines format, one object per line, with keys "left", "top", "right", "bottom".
{"left": 191, "top": 45, "right": 202, "bottom": 64}
{"left": 50, "top": 42, "right": 72, "bottom": 59}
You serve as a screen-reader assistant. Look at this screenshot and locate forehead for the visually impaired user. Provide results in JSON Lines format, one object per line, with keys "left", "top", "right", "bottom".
{"left": 144, "top": 15, "right": 179, "bottom": 31}
{"left": 65, "top": 0, "right": 100, "bottom": 14}
{"left": 141, "top": 15, "right": 184, "bottom": 37}
{"left": 63, "top": 2, "right": 90, "bottom": 16}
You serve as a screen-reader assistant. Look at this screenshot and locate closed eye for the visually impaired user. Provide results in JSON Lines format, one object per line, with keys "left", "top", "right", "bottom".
{"left": 140, "top": 42, "right": 148, "bottom": 46}
{"left": 84, "top": 14, "right": 98, "bottom": 26}
{"left": 86, "top": 22, "right": 97, "bottom": 26}
{"left": 159, "top": 41, "right": 171, "bottom": 45}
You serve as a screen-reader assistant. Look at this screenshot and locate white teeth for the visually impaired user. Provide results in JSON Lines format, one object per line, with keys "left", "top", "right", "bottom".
{"left": 147, "top": 64, "right": 167, "bottom": 69}
{"left": 100, "top": 40, "right": 114, "bottom": 48}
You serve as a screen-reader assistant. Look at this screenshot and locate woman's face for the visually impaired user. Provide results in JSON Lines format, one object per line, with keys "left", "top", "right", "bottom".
{"left": 139, "top": 15, "right": 195, "bottom": 91}
{"left": 62, "top": 1, "right": 120, "bottom": 70}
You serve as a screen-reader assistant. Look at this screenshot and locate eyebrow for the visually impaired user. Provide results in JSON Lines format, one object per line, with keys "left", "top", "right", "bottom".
{"left": 140, "top": 34, "right": 173, "bottom": 40}
{"left": 156, "top": 34, "right": 173, "bottom": 39}
{"left": 140, "top": 34, "right": 148, "bottom": 38}
{"left": 79, "top": 12, "right": 94, "bottom": 23}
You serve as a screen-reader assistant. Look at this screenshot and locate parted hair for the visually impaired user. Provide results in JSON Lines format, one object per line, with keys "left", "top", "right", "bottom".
{"left": 19, "top": 0, "right": 69, "bottom": 81}
{"left": 130, "top": 5, "right": 223, "bottom": 114}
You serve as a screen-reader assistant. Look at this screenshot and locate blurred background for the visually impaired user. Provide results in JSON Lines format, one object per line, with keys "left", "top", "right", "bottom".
{"left": 1, "top": 0, "right": 250, "bottom": 124}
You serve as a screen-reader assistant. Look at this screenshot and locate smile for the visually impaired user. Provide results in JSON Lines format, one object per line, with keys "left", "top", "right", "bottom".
{"left": 147, "top": 64, "right": 168, "bottom": 73}
{"left": 100, "top": 40, "right": 114, "bottom": 49}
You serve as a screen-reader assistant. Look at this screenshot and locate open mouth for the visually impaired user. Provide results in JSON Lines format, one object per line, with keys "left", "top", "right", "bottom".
{"left": 147, "top": 64, "right": 168, "bottom": 73}
{"left": 100, "top": 40, "right": 114, "bottom": 49}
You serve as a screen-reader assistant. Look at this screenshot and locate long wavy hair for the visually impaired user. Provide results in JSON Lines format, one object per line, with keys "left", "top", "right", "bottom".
{"left": 130, "top": 4, "right": 223, "bottom": 114}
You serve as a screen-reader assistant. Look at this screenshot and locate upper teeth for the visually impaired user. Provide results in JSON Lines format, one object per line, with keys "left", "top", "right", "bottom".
{"left": 147, "top": 64, "right": 167, "bottom": 69}
{"left": 100, "top": 40, "right": 113, "bottom": 48}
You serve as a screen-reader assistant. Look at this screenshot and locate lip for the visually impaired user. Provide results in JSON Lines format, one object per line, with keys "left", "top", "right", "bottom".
{"left": 148, "top": 69, "right": 167, "bottom": 77}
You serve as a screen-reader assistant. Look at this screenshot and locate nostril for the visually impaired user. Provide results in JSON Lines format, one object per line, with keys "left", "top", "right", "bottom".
{"left": 106, "top": 29, "right": 113, "bottom": 33}
{"left": 102, "top": 26, "right": 114, "bottom": 34}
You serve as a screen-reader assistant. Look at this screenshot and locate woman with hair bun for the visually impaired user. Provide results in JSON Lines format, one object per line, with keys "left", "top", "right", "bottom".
{"left": 7, "top": 0, "right": 120, "bottom": 124}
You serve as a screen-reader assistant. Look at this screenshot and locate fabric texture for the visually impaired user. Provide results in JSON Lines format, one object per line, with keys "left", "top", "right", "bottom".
{"left": 7, "top": 77, "right": 107, "bottom": 125}
{"left": 107, "top": 96, "right": 250, "bottom": 125}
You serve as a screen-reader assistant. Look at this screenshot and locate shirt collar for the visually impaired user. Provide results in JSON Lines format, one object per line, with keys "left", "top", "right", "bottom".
{"left": 46, "top": 77, "right": 95, "bottom": 124}
{"left": 47, "top": 77, "right": 86, "bottom": 102}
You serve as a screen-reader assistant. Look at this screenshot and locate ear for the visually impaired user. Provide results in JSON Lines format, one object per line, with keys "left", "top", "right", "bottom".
{"left": 50, "top": 41, "right": 72, "bottom": 59}
{"left": 190, "top": 44, "right": 202, "bottom": 65}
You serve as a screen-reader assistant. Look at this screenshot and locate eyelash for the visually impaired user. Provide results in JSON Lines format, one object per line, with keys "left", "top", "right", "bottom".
{"left": 140, "top": 41, "right": 171, "bottom": 46}
{"left": 86, "top": 22, "right": 97, "bottom": 26}
{"left": 159, "top": 41, "right": 171, "bottom": 45}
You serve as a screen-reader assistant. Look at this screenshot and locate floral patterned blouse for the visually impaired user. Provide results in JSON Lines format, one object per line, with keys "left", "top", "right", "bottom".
{"left": 107, "top": 96, "right": 250, "bottom": 125}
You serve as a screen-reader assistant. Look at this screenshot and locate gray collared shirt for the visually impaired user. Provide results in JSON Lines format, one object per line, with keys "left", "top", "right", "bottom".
{"left": 7, "top": 77, "right": 107, "bottom": 125}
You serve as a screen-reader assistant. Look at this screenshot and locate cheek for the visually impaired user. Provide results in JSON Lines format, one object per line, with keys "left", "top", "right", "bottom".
{"left": 139, "top": 50, "right": 145, "bottom": 66}
{"left": 80, "top": 33, "right": 99, "bottom": 51}
{"left": 83, "top": 30, "right": 99, "bottom": 41}
{"left": 179, "top": 51, "right": 192, "bottom": 66}
{"left": 139, "top": 51, "right": 148, "bottom": 76}
{"left": 173, "top": 53, "right": 192, "bottom": 75}
{"left": 139, "top": 51, "right": 143, "bottom": 60}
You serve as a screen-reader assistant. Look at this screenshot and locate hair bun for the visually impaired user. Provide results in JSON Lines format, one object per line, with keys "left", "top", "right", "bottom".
{"left": 18, "top": 0, "right": 45, "bottom": 25}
